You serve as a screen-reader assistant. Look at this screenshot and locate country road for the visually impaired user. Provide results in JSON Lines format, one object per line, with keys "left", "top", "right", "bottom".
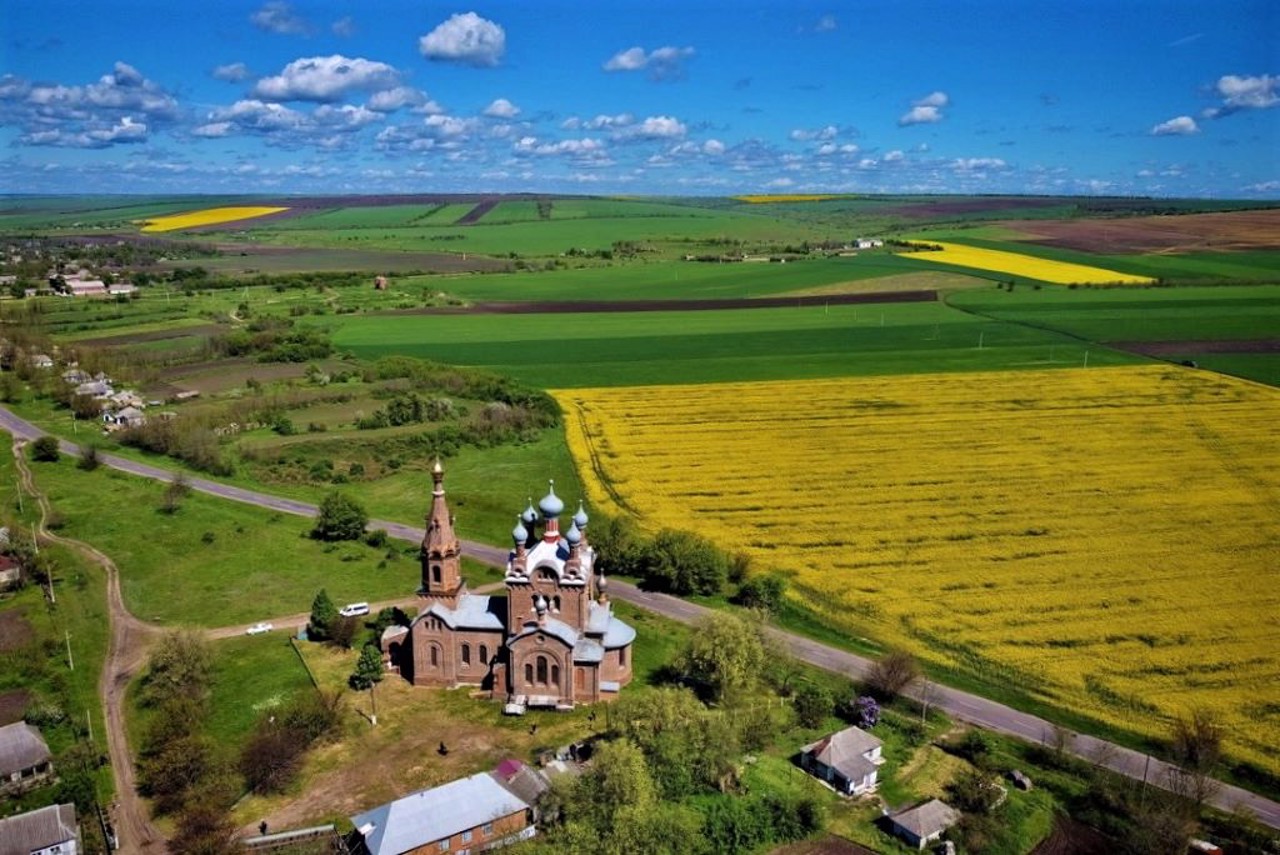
{"left": 1, "top": 406, "right": 1276, "bottom": 834}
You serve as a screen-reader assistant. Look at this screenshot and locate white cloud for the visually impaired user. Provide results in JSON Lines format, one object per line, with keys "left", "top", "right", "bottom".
{"left": 815, "top": 14, "right": 838, "bottom": 32}
{"left": 884, "top": 149, "right": 905, "bottom": 162}
{"left": 1243, "top": 179, "right": 1280, "bottom": 193}
{"left": 789, "top": 125, "right": 839, "bottom": 141}
{"left": 1205, "top": 73, "right": 1279, "bottom": 118}
{"left": 252, "top": 55, "right": 400, "bottom": 103}
{"left": 193, "top": 121, "right": 233, "bottom": 138}
{"left": 603, "top": 45, "right": 695, "bottom": 80}
{"left": 250, "top": 1, "right": 314, "bottom": 36}
{"left": 615, "top": 115, "right": 687, "bottom": 140}
{"left": 765, "top": 177, "right": 795, "bottom": 188}
{"left": 899, "top": 91, "right": 949, "bottom": 126}
{"left": 703, "top": 139, "right": 725, "bottom": 155}
{"left": 952, "top": 157, "right": 1008, "bottom": 171}
{"left": 482, "top": 98, "right": 520, "bottom": 119}
{"left": 313, "top": 104, "right": 382, "bottom": 129}
{"left": 332, "top": 16, "right": 356, "bottom": 38}
{"left": 212, "top": 63, "right": 251, "bottom": 82}
{"left": 419, "top": 13, "right": 506, "bottom": 67}
{"left": 3, "top": 63, "right": 177, "bottom": 149}
{"left": 20, "top": 115, "right": 148, "bottom": 148}
{"left": 366, "top": 86, "right": 427, "bottom": 113}
{"left": 1151, "top": 115, "right": 1199, "bottom": 135}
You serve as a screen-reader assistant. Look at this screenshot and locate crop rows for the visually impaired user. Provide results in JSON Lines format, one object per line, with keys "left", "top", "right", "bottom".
{"left": 556, "top": 365, "right": 1280, "bottom": 772}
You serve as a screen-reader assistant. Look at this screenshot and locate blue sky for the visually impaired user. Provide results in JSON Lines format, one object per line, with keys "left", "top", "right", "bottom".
{"left": 1, "top": 0, "right": 1276, "bottom": 197}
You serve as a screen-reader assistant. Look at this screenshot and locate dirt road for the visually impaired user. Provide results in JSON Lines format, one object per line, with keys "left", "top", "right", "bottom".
{"left": 1, "top": 405, "right": 1277, "bottom": 831}
{"left": 12, "top": 440, "right": 167, "bottom": 855}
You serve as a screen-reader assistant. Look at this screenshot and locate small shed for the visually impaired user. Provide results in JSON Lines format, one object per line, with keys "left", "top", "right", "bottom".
{"left": 888, "top": 798, "right": 960, "bottom": 851}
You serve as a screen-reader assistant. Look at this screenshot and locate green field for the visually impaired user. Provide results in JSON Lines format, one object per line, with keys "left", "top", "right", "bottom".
{"left": 326, "top": 299, "right": 1146, "bottom": 387}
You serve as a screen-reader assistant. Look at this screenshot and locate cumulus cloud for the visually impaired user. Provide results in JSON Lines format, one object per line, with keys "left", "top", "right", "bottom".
{"left": 789, "top": 125, "right": 839, "bottom": 141}
{"left": 1, "top": 62, "right": 177, "bottom": 149}
{"left": 332, "top": 16, "right": 356, "bottom": 37}
{"left": 603, "top": 45, "right": 695, "bottom": 81}
{"left": 364, "top": 86, "right": 422, "bottom": 112}
{"left": 482, "top": 98, "right": 520, "bottom": 118}
{"left": 1151, "top": 115, "right": 1199, "bottom": 135}
{"left": 212, "top": 63, "right": 251, "bottom": 83}
{"left": 250, "top": 1, "right": 314, "bottom": 36}
{"left": 883, "top": 149, "right": 905, "bottom": 162}
{"left": 899, "top": 91, "right": 949, "bottom": 126}
{"left": 419, "top": 12, "right": 506, "bottom": 67}
{"left": 952, "top": 157, "right": 1008, "bottom": 170}
{"left": 196, "top": 97, "right": 384, "bottom": 148}
{"left": 614, "top": 115, "right": 687, "bottom": 140}
{"left": 252, "top": 55, "right": 400, "bottom": 103}
{"left": 21, "top": 115, "right": 148, "bottom": 148}
{"left": 563, "top": 113, "right": 635, "bottom": 131}
{"left": 1204, "top": 73, "right": 1278, "bottom": 118}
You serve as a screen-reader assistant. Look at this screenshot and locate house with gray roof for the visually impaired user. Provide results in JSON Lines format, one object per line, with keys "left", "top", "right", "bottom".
{"left": 350, "top": 771, "right": 535, "bottom": 855}
{"left": 0, "top": 721, "right": 54, "bottom": 794}
{"left": 888, "top": 798, "right": 960, "bottom": 850}
{"left": 0, "top": 803, "right": 80, "bottom": 855}
{"left": 800, "top": 725, "right": 884, "bottom": 795}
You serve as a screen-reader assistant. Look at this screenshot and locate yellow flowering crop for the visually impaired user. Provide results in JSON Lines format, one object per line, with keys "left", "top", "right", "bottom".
{"left": 140, "top": 206, "right": 289, "bottom": 233}
{"left": 909, "top": 241, "right": 1155, "bottom": 285}
{"left": 557, "top": 366, "right": 1280, "bottom": 772}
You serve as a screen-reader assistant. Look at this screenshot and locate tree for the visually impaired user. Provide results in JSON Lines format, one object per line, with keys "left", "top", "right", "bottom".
{"left": 733, "top": 573, "right": 787, "bottom": 613}
{"left": 168, "top": 803, "right": 240, "bottom": 855}
{"left": 641, "top": 528, "right": 728, "bottom": 595}
{"left": 310, "top": 491, "right": 368, "bottom": 541}
{"left": 140, "top": 631, "right": 212, "bottom": 706}
{"left": 851, "top": 695, "right": 880, "bottom": 729}
{"left": 678, "top": 611, "right": 767, "bottom": 704}
{"left": 30, "top": 435, "right": 60, "bottom": 462}
{"left": 793, "top": 682, "right": 832, "bottom": 728}
{"left": 865, "top": 649, "right": 919, "bottom": 700}
{"left": 1167, "top": 708, "right": 1222, "bottom": 806}
{"left": 161, "top": 472, "right": 191, "bottom": 515}
{"left": 307, "top": 589, "right": 337, "bottom": 641}
{"left": 350, "top": 644, "right": 385, "bottom": 725}
{"left": 77, "top": 443, "right": 101, "bottom": 471}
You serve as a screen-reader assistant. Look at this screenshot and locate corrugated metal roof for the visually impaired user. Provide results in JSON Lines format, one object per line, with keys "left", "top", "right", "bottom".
{"left": 0, "top": 803, "right": 78, "bottom": 855}
{"left": 350, "top": 772, "right": 531, "bottom": 855}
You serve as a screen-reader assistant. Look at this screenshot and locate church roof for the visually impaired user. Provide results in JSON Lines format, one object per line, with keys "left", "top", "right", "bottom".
{"left": 572, "top": 638, "right": 604, "bottom": 663}
{"left": 423, "top": 459, "right": 459, "bottom": 557}
{"left": 601, "top": 616, "right": 636, "bottom": 649}
{"left": 351, "top": 772, "right": 531, "bottom": 855}
{"left": 421, "top": 594, "right": 505, "bottom": 631}
{"left": 509, "top": 537, "right": 591, "bottom": 586}
{"left": 510, "top": 616, "right": 578, "bottom": 648}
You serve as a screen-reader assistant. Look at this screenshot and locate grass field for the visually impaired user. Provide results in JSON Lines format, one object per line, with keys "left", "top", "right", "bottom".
{"left": 556, "top": 365, "right": 1280, "bottom": 775}
{"left": 327, "top": 299, "right": 1145, "bottom": 388}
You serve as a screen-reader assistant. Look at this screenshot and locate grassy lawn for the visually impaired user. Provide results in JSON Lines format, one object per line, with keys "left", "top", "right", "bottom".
{"left": 206, "top": 634, "right": 318, "bottom": 745}
{"left": 0, "top": 446, "right": 115, "bottom": 806}
{"left": 25, "top": 457, "right": 420, "bottom": 627}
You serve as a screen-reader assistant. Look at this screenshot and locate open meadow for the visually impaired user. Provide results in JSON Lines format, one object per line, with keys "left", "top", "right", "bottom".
{"left": 556, "top": 365, "right": 1280, "bottom": 776}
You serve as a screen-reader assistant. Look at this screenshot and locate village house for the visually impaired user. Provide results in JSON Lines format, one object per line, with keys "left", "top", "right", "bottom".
{"left": 381, "top": 462, "right": 635, "bottom": 711}
{"left": 0, "top": 721, "right": 53, "bottom": 794}
{"left": 29, "top": 353, "right": 54, "bottom": 370}
{"left": 0, "top": 554, "right": 20, "bottom": 590}
{"left": 0, "top": 803, "right": 80, "bottom": 855}
{"left": 799, "top": 725, "right": 885, "bottom": 795}
{"left": 350, "top": 770, "right": 536, "bottom": 855}
{"left": 887, "top": 798, "right": 960, "bottom": 850}
{"left": 104, "top": 406, "right": 147, "bottom": 430}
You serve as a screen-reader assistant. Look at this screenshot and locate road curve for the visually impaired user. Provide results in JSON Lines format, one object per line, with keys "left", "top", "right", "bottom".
{"left": 1, "top": 405, "right": 1276, "bottom": 830}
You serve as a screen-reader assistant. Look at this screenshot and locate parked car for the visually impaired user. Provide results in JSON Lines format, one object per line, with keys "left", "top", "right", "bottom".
{"left": 339, "top": 602, "right": 370, "bottom": 618}
{"left": 246, "top": 622, "right": 274, "bottom": 635}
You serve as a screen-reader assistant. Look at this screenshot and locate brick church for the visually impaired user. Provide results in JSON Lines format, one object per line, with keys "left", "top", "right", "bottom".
{"left": 381, "top": 461, "right": 635, "bottom": 711}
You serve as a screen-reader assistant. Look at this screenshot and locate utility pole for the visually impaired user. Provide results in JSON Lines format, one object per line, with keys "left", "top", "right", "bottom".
{"left": 65, "top": 629, "right": 73, "bottom": 670}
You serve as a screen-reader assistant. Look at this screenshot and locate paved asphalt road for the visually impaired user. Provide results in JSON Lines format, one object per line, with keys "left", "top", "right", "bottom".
{"left": 1, "top": 406, "right": 1275, "bottom": 829}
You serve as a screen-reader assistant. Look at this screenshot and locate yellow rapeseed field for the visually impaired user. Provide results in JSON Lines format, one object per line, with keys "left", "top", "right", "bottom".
{"left": 910, "top": 241, "right": 1155, "bottom": 285}
{"left": 557, "top": 366, "right": 1280, "bottom": 772}
{"left": 140, "top": 206, "right": 288, "bottom": 233}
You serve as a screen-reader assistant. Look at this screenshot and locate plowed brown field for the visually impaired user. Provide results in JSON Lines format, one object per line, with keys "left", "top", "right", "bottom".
{"left": 1010, "top": 209, "right": 1280, "bottom": 254}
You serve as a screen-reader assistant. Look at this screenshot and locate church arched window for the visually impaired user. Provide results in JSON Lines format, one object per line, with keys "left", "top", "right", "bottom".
{"left": 551, "top": 664, "right": 560, "bottom": 686}
{"left": 536, "top": 656, "right": 548, "bottom": 684}
{"left": 524, "top": 662, "right": 533, "bottom": 684}
{"left": 479, "top": 644, "right": 489, "bottom": 665}
{"left": 430, "top": 645, "right": 439, "bottom": 667}
{"left": 461, "top": 643, "right": 471, "bottom": 666}
{"left": 432, "top": 564, "right": 442, "bottom": 584}
{"left": 552, "top": 595, "right": 561, "bottom": 612}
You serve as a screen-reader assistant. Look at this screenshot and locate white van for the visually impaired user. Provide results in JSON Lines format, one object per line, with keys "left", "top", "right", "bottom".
{"left": 339, "top": 602, "right": 370, "bottom": 618}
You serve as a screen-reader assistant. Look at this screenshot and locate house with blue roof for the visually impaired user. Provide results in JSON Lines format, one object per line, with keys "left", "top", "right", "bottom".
{"left": 380, "top": 462, "right": 635, "bottom": 711}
